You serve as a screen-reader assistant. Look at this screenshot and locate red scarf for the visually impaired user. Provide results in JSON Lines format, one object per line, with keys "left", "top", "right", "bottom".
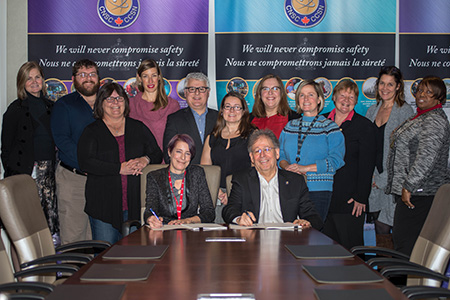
{"left": 412, "top": 103, "right": 442, "bottom": 120}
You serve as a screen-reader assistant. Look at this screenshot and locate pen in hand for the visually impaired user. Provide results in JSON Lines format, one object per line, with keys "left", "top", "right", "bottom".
{"left": 150, "top": 208, "right": 160, "bottom": 221}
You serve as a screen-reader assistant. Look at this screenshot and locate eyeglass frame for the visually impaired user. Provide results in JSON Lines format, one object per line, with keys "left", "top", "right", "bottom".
{"left": 184, "top": 86, "right": 210, "bottom": 93}
{"left": 252, "top": 147, "right": 273, "bottom": 156}
{"left": 105, "top": 96, "right": 125, "bottom": 103}
{"left": 223, "top": 104, "right": 243, "bottom": 111}
{"left": 75, "top": 72, "right": 98, "bottom": 79}
{"left": 261, "top": 86, "right": 282, "bottom": 93}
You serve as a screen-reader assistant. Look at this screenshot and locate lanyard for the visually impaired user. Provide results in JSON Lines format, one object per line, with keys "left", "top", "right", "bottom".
{"left": 168, "top": 170, "right": 186, "bottom": 220}
{"left": 295, "top": 115, "right": 319, "bottom": 163}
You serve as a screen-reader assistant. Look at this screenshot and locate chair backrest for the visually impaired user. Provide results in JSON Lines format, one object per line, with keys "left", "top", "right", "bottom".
{"left": 0, "top": 237, "right": 15, "bottom": 284}
{"left": 139, "top": 164, "right": 220, "bottom": 224}
{"left": 0, "top": 174, "right": 55, "bottom": 282}
{"left": 409, "top": 183, "right": 450, "bottom": 287}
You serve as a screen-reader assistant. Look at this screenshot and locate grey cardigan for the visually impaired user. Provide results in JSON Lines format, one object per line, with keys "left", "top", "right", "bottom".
{"left": 365, "top": 102, "right": 414, "bottom": 191}
{"left": 386, "top": 108, "right": 450, "bottom": 196}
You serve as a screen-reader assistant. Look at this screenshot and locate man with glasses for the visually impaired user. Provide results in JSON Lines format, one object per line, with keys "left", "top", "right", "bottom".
{"left": 222, "top": 129, "right": 322, "bottom": 230}
{"left": 51, "top": 59, "right": 100, "bottom": 244}
{"left": 163, "top": 72, "right": 218, "bottom": 164}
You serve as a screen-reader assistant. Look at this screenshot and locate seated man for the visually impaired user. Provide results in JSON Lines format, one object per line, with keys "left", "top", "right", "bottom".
{"left": 222, "top": 129, "right": 323, "bottom": 230}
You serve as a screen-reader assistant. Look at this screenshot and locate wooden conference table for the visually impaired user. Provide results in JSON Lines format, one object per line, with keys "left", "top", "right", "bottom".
{"left": 65, "top": 226, "right": 407, "bottom": 299}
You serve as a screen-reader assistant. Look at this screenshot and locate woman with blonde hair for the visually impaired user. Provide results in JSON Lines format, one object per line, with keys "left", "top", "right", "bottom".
{"left": 279, "top": 80, "right": 345, "bottom": 222}
{"left": 1, "top": 61, "right": 59, "bottom": 239}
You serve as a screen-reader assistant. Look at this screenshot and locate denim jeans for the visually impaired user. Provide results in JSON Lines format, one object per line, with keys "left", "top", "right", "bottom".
{"left": 90, "top": 210, "right": 137, "bottom": 244}
{"left": 309, "top": 191, "right": 332, "bottom": 222}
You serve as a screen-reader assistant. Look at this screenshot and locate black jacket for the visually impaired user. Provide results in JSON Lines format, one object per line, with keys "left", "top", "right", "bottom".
{"left": 1, "top": 94, "right": 54, "bottom": 177}
{"left": 223, "top": 167, "right": 323, "bottom": 230}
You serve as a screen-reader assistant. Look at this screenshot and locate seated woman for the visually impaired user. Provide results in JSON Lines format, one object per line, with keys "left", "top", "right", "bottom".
{"left": 78, "top": 82, "right": 163, "bottom": 244}
{"left": 145, "top": 134, "right": 215, "bottom": 228}
{"left": 201, "top": 91, "right": 256, "bottom": 222}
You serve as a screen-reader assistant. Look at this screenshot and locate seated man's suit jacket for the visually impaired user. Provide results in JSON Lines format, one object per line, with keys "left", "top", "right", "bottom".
{"left": 222, "top": 167, "right": 323, "bottom": 230}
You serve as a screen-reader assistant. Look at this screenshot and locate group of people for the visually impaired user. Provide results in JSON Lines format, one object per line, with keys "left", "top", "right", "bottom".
{"left": 2, "top": 59, "right": 449, "bottom": 257}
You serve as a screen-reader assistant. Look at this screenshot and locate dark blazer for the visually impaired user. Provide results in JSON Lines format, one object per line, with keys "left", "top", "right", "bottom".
{"left": 163, "top": 107, "right": 218, "bottom": 164}
{"left": 144, "top": 165, "right": 215, "bottom": 224}
{"left": 78, "top": 117, "right": 163, "bottom": 230}
{"left": 324, "top": 112, "right": 377, "bottom": 213}
{"left": 1, "top": 94, "right": 54, "bottom": 177}
{"left": 222, "top": 167, "right": 323, "bottom": 230}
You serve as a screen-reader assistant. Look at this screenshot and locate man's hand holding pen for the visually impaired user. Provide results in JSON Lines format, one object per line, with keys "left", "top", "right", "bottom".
{"left": 236, "top": 210, "right": 256, "bottom": 226}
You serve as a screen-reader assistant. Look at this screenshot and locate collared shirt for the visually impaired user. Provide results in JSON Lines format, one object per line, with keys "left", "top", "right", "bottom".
{"left": 327, "top": 108, "right": 355, "bottom": 123}
{"left": 258, "top": 170, "right": 283, "bottom": 223}
{"left": 190, "top": 107, "right": 208, "bottom": 143}
{"left": 51, "top": 91, "right": 95, "bottom": 170}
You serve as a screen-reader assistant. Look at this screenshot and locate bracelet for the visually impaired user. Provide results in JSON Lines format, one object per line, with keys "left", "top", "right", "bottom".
{"left": 144, "top": 155, "right": 150, "bottom": 164}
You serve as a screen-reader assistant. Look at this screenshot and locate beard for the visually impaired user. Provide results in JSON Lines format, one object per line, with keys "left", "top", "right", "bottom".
{"left": 73, "top": 79, "right": 100, "bottom": 97}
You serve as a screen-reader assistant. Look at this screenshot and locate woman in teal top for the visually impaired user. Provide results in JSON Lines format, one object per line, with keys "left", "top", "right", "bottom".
{"left": 279, "top": 80, "right": 345, "bottom": 222}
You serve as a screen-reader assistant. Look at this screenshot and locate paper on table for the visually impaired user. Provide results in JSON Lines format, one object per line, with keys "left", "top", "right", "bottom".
{"left": 229, "top": 222, "right": 300, "bottom": 230}
{"left": 149, "top": 223, "right": 227, "bottom": 231}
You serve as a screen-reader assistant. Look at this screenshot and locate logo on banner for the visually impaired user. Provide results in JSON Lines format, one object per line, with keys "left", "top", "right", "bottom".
{"left": 284, "top": 0, "right": 326, "bottom": 28}
{"left": 97, "top": 0, "right": 140, "bottom": 29}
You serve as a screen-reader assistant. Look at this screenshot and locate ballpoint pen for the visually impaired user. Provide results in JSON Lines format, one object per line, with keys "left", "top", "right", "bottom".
{"left": 149, "top": 208, "right": 160, "bottom": 221}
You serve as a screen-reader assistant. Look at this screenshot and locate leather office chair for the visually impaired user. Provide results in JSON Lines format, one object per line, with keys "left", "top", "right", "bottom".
{"left": 352, "top": 183, "right": 450, "bottom": 299}
{"left": 137, "top": 164, "right": 220, "bottom": 224}
{"left": 0, "top": 237, "right": 79, "bottom": 300}
{"left": 225, "top": 174, "right": 233, "bottom": 197}
{"left": 0, "top": 175, "right": 109, "bottom": 284}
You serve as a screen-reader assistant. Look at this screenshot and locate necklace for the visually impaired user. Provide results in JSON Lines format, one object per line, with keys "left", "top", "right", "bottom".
{"left": 105, "top": 119, "right": 124, "bottom": 136}
{"left": 168, "top": 170, "right": 186, "bottom": 220}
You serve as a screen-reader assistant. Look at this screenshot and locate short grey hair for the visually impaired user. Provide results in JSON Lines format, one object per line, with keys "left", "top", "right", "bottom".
{"left": 185, "top": 72, "right": 210, "bottom": 88}
{"left": 247, "top": 129, "right": 280, "bottom": 153}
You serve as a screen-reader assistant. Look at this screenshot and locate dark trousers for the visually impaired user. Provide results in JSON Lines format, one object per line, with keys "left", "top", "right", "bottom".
{"left": 392, "top": 194, "right": 434, "bottom": 256}
{"left": 323, "top": 212, "right": 365, "bottom": 250}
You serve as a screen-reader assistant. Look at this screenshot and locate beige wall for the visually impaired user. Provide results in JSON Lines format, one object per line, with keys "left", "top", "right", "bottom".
{"left": 6, "top": 0, "right": 28, "bottom": 105}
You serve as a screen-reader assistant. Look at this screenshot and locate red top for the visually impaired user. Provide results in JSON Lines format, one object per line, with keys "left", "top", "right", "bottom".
{"left": 412, "top": 103, "right": 442, "bottom": 120}
{"left": 115, "top": 135, "right": 128, "bottom": 211}
{"left": 251, "top": 114, "right": 289, "bottom": 138}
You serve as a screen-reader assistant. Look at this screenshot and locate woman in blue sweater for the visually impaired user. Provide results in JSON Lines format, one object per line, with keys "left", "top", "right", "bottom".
{"left": 279, "top": 80, "right": 345, "bottom": 222}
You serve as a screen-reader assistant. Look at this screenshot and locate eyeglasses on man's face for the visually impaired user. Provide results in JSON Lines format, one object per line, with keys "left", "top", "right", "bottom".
{"left": 76, "top": 72, "right": 98, "bottom": 79}
{"left": 105, "top": 96, "right": 125, "bottom": 103}
{"left": 223, "top": 104, "right": 243, "bottom": 111}
{"left": 185, "top": 86, "right": 209, "bottom": 93}
{"left": 252, "top": 147, "right": 273, "bottom": 156}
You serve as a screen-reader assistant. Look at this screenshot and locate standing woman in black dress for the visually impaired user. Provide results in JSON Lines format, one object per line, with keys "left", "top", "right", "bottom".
{"left": 201, "top": 91, "right": 256, "bottom": 222}
{"left": 1, "top": 61, "right": 59, "bottom": 241}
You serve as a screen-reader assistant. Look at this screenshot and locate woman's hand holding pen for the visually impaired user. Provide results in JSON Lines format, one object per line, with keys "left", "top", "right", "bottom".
{"left": 236, "top": 211, "right": 256, "bottom": 226}
{"left": 147, "top": 215, "right": 163, "bottom": 229}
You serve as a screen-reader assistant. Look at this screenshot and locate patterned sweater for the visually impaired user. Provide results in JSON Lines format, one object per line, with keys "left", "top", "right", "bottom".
{"left": 279, "top": 115, "right": 345, "bottom": 192}
{"left": 386, "top": 108, "right": 450, "bottom": 196}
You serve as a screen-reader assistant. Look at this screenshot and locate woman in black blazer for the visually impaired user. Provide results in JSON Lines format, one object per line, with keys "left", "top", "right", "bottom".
{"left": 78, "top": 82, "right": 162, "bottom": 244}
{"left": 145, "top": 134, "right": 215, "bottom": 228}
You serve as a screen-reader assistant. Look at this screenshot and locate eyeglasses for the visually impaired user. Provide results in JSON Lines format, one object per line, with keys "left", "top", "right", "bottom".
{"left": 185, "top": 86, "right": 209, "bottom": 93}
{"left": 252, "top": 147, "right": 273, "bottom": 156}
{"left": 105, "top": 96, "right": 125, "bottom": 103}
{"left": 223, "top": 105, "right": 243, "bottom": 111}
{"left": 76, "top": 72, "right": 98, "bottom": 79}
{"left": 261, "top": 86, "right": 281, "bottom": 92}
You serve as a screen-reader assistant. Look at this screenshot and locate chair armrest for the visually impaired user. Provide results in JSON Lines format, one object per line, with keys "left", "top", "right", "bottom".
{"left": 380, "top": 265, "right": 450, "bottom": 282}
{"left": 55, "top": 240, "right": 111, "bottom": 253}
{"left": 7, "top": 293, "right": 46, "bottom": 300}
{"left": 0, "top": 281, "right": 54, "bottom": 293}
{"left": 401, "top": 285, "right": 450, "bottom": 300}
{"left": 350, "top": 246, "right": 410, "bottom": 260}
{"left": 14, "top": 264, "right": 79, "bottom": 278}
{"left": 368, "top": 257, "right": 426, "bottom": 269}
{"left": 122, "top": 220, "right": 142, "bottom": 236}
{"left": 20, "top": 253, "right": 92, "bottom": 268}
